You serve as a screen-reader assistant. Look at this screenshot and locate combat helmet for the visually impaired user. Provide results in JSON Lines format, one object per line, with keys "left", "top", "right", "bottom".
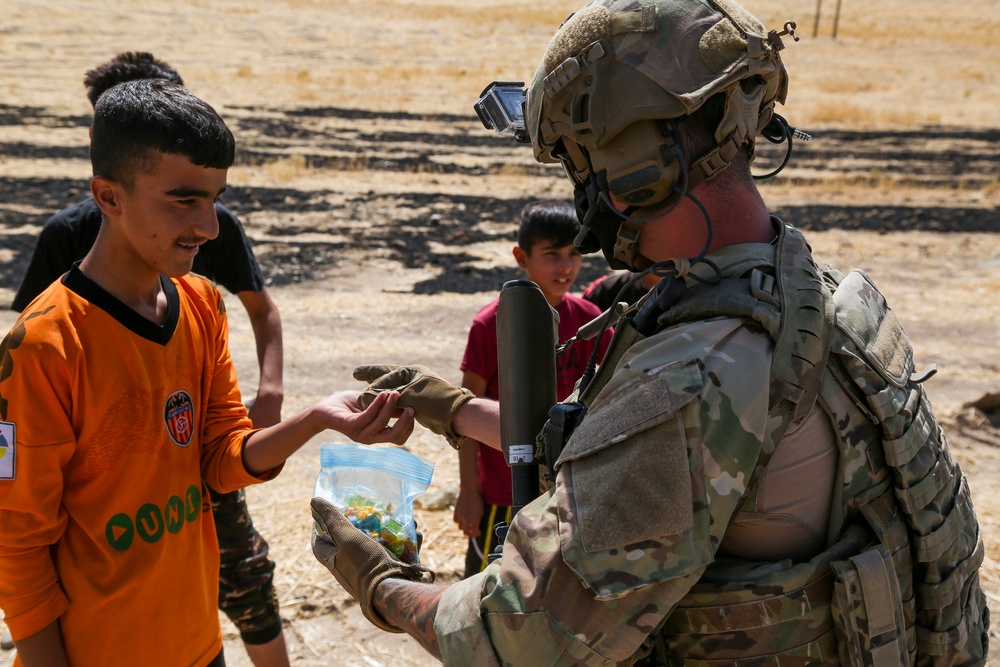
{"left": 527, "top": 0, "right": 794, "bottom": 270}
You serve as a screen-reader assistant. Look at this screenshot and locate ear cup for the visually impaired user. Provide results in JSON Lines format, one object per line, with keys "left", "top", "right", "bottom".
{"left": 588, "top": 120, "right": 684, "bottom": 207}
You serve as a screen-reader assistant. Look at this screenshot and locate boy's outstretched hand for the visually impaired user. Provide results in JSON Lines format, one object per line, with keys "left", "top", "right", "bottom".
{"left": 241, "top": 390, "right": 414, "bottom": 476}
{"left": 315, "top": 390, "right": 415, "bottom": 446}
{"left": 353, "top": 364, "right": 473, "bottom": 447}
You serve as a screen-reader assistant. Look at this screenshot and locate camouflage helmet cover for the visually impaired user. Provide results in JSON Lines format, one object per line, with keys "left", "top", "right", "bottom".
{"left": 528, "top": 0, "right": 789, "bottom": 201}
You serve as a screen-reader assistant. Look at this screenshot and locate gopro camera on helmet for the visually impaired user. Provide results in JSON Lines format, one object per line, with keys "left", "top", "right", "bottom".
{"left": 474, "top": 82, "right": 530, "bottom": 144}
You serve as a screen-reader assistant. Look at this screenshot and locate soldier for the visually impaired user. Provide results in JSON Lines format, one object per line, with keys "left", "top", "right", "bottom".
{"left": 311, "top": 0, "right": 990, "bottom": 664}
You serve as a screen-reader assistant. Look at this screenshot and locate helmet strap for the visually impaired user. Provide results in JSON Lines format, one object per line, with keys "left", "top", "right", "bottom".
{"left": 571, "top": 173, "right": 640, "bottom": 271}
{"left": 688, "top": 79, "right": 769, "bottom": 185}
{"left": 688, "top": 132, "right": 741, "bottom": 186}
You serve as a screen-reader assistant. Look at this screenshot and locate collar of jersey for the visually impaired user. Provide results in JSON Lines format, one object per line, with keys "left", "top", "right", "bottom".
{"left": 63, "top": 262, "right": 180, "bottom": 345}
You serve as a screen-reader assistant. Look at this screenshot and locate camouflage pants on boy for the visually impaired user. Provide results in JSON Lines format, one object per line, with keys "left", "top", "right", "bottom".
{"left": 210, "top": 487, "right": 283, "bottom": 644}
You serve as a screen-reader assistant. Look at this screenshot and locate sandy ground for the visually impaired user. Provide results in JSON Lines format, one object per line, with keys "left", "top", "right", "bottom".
{"left": 2, "top": 230, "right": 997, "bottom": 666}
{"left": 0, "top": 0, "right": 998, "bottom": 664}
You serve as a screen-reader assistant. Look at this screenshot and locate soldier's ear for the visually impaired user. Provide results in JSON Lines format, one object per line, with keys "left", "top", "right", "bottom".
{"left": 90, "top": 176, "right": 124, "bottom": 219}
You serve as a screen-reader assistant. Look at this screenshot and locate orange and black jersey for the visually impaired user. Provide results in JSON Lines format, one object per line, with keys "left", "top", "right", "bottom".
{"left": 0, "top": 265, "right": 272, "bottom": 667}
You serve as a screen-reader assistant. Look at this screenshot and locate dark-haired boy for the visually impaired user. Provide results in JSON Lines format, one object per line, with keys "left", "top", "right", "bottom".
{"left": 454, "top": 200, "right": 610, "bottom": 577}
{"left": 9, "top": 52, "right": 291, "bottom": 667}
{"left": 14, "top": 52, "right": 283, "bottom": 432}
{"left": 0, "top": 79, "right": 412, "bottom": 667}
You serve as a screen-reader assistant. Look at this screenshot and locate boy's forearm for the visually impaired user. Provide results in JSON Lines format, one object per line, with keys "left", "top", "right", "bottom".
{"left": 452, "top": 398, "right": 502, "bottom": 450}
{"left": 14, "top": 620, "right": 70, "bottom": 667}
{"left": 241, "top": 408, "right": 320, "bottom": 475}
{"left": 373, "top": 579, "right": 445, "bottom": 660}
{"left": 457, "top": 438, "right": 480, "bottom": 489}
{"left": 249, "top": 311, "right": 283, "bottom": 396}
{"left": 241, "top": 391, "right": 410, "bottom": 475}
{"left": 237, "top": 289, "right": 284, "bottom": 427}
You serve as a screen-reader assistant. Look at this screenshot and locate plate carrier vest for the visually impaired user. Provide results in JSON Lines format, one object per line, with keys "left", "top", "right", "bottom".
{"left": 581, "top": 223, "right": 989, "bottom": 666}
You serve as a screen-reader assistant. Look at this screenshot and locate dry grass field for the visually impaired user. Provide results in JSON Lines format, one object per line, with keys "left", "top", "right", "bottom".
{"left": 0, "top": 0, "right": 998, "bottom": 665}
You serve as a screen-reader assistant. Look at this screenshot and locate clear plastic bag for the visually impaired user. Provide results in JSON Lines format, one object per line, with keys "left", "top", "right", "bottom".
{"left": 313, "top": 443, "right": 434, "bottom": 564}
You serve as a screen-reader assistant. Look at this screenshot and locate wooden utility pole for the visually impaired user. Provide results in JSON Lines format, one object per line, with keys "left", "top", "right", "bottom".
{"left": 813, "top": 0, "right": 844, "bottom": 39}
{"left": 832, "top": 0, "right": 844, "bottom": 39}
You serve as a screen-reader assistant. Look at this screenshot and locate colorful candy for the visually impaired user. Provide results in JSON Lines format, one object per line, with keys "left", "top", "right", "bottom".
{"left": 342, "top": 494, "right": 420, "bottom": 564}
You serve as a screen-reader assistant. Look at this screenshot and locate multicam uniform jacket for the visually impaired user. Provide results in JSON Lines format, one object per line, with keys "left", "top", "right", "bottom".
{"left": 436, "top": 240, "right": 782, "bottom": 665}
{"left": 433, "top": 224, "right": 988, "bottom": 666}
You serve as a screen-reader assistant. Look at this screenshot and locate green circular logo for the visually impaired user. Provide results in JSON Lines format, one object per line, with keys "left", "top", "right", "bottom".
{"left": 165, "top": 496, "right": 185, "bottom": 534}
{"left": 185, "top": 485, "right": 201, "bottom": 523}
{"left": 136, "top": 503, "right": 165, "bottom": 543}
{"left": 106, "top": 513, "right": 135, "bottom": 552}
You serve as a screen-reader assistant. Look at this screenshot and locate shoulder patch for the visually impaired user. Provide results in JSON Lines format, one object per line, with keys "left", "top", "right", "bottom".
{"left": 0, "top": 421, "right": 15, "bottom": 480}
{"left": 555, "top": 358, "right": 709, "bottom": 597}
{"left": 832, "top": 269, "right": 912, "bottom": 387}
{"left": 557, "top": 358, "right": 703, "bottom": 465}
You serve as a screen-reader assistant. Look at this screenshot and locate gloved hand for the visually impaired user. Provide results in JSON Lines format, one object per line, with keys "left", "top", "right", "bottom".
{"left": 354, "top": 364, "right": 474, "bottom": 448}
{"left": 310, "top": 497, "right": 434, "bottom": 633}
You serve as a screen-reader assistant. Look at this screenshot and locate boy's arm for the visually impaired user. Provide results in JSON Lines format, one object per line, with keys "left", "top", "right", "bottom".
{"left": 240, "top": 390, "right": 413, "bottom": 476}
{"left": 0, "top": 322, "right": 73, "bottom": 648}
{"left": 455, "top": 371, "right": 488, "bottom": 537}
{"left": 199, "top": 281, "right": 409, "bottom": 478}
{"left": 12, "top": 621, "right": 69, "bottom": 667}
{"left": 235, "top": 287, "right": 283, "bottom": 428}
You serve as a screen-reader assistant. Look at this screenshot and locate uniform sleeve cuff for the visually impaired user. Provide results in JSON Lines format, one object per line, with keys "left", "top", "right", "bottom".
{"left": 434, "top": 572, "right": 501, "bottom": 667}
{"left": 248, "top": 461, "right": 284, "bottom": 483}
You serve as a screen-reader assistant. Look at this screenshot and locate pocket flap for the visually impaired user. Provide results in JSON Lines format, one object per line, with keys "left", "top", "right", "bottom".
{"left": 556, "top": 358, "right": 703, "bottom": 467}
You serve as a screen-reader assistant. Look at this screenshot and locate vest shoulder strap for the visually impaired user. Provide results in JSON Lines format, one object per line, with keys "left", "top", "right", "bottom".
{"left": 658, "top": 224, "right": 836, "bottom": 505}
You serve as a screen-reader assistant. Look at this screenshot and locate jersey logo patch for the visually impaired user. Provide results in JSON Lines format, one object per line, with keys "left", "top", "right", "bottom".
{"left": 164, "top": 391, "right": 195, "bottom": 447}
{"left": 0, "top": 421, "right": 14, "bottom": 480}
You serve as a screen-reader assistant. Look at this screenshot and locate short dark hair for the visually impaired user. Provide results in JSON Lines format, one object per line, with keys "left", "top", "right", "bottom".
{"left": 84, "top": 52, "right": 184, "bottom": 108}
{"left": 90, "top": 79, "right": 235, "bottom": 187}
{"left": 517, "top": 200, "right": 580, "bottom": 251}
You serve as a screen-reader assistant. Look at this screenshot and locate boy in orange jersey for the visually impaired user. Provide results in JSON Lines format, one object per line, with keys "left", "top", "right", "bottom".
{"left": 0, "top": 79, "right": 413, "bottom": 667}
{"left": 10, "top": 52, "right": 292, "bottom": 667}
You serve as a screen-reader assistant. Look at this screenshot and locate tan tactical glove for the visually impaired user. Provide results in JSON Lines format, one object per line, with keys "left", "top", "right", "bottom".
{"left": 354, "top": 364, "right": 474, "bottom": 449}
{"left": 310, "top": 497, "right": 434, "bottom": 633}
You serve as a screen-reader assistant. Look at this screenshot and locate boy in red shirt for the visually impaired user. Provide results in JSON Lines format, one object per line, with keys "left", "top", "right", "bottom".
{"left": 455, "top": 200, "right": 610, "bottom": 577}
{"left": 0, "top": 79, "right": 412, "bottom": 667}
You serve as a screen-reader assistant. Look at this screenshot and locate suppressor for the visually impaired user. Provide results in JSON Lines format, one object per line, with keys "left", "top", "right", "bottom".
{"left": 497, "top": 279, "right": 558, "bottom": 518}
